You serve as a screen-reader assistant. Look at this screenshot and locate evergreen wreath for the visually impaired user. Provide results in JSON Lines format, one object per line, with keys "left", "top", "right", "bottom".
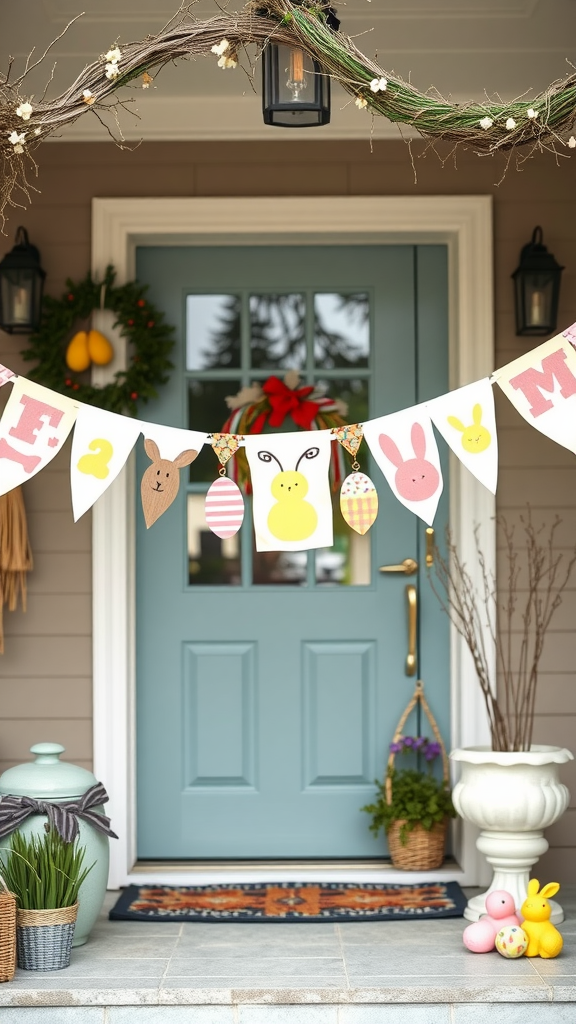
{"left": 21, "top": 265, "right": 174, "bottom": 414}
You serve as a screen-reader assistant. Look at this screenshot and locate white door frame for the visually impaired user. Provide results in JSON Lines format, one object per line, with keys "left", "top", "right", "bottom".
{"left": 91, "top": 195, "right": 495, "bottom": 888}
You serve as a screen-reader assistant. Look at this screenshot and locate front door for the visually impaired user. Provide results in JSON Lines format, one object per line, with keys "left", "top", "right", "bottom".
{"left": 135, "top": 244, "right": 449, "bottom": 860}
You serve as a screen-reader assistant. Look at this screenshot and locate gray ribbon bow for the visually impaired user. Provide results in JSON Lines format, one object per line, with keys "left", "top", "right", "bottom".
{"left": 0, "top": 782, "right": 118, "bottom": 843}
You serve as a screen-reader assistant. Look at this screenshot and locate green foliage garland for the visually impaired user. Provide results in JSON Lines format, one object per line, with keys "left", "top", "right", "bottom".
{"left": 21, "top": 265, "right": 174, "bottom": 414}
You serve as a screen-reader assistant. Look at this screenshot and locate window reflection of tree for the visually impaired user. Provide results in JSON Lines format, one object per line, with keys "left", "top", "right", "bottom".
{"left": 199, "top": 293, "right": 369, "bottom": 370}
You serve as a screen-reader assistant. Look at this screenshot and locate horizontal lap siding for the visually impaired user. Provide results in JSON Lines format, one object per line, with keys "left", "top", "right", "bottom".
{"left": 0, "top": 139, "right": 574, "bottom": 876}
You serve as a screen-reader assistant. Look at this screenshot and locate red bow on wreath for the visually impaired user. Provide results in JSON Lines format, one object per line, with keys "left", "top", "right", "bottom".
{"left": 263, "top": 376, "right": 320, "bottom": 429}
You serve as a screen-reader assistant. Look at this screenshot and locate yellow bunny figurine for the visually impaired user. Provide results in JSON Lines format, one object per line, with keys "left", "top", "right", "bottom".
{"left": 520, "top": 880, "right": 563, "bottom": 958}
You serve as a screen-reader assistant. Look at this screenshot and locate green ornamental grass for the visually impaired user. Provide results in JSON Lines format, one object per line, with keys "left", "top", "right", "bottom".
{"left": 0, "top": 829, "right": 93, "bottom": 910}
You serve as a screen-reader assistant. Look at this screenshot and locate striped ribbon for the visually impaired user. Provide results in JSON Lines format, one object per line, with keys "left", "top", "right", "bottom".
{"left": 0, "top": 782, "right": 118, "bottom": 843}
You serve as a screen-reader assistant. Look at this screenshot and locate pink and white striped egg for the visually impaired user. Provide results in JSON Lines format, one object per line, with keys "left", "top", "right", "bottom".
{"left": 204, "top": 477, "right": 244, "bottom": 539}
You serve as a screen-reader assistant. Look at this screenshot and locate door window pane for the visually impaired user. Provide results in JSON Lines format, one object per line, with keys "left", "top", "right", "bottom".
{"left": 315, "top": 494, "right": 371, "bottom": 586}
{"left": 188, "top": 379, "right": 240, "bottom": 482}
{"left": 315, "top": 378, "right": 370, "bottom": 426}
{"left": 187, "top": 494, "right": 241, "bottom": 586}
{"left": 249, "top": 293, "right": 306, "bottom": 370}
{"left": 186, "top": 295, "right": 241, "bottom": 370}
{"left": 252, "top": 545, "right": 307, "bottom": 586}
{"left": 314, "top": 293, "right": 369, "bottom": 369}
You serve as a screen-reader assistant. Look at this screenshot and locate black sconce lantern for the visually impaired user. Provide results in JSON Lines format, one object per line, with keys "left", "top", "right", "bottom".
{"left": 512, "top": 227, "right": 564, "bottom": 337}
{"left": 0, "top": 227, "right": 46, "bottom": 335}
{"left": 262, "top": 6, "right": 339, "bottom": 127}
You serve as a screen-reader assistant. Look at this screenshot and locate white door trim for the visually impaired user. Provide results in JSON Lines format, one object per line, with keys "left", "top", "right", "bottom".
{"left": 91, "top": 195, "right": 495, "bottom": 888}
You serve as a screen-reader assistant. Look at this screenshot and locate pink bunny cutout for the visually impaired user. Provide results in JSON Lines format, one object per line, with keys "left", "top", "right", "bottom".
{"left": 378, "top": 422, "right": 440, "bottom": 502}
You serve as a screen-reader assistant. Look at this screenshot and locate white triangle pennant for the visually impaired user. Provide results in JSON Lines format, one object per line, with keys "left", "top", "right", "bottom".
{"left": 0, "top": 377, "right": 78, "bottom": 497}
{"left": 427, "top": 378, "right": 498, "bottom": 494}
{"left": 71, "top": 405, "right": 143, "bottom": 521}
{"left": 363, "top": 407, "right": 443, "bottom": 525}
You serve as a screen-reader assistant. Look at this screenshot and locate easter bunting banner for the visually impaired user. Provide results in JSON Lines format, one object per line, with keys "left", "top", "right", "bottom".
{"left": 0, "top": 325, "right": 575, "bottom": 545}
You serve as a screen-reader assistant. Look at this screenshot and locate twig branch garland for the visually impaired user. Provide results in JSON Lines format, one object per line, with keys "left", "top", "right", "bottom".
{"left": 1, "top": 0, "right": 576, "bottom": 226}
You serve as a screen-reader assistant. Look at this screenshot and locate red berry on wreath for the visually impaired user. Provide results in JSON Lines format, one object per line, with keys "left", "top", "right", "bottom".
{"left": 128, "top": 319, "right": 134, "bottom": 326}
{"left": 68, "top": 294, "right": 74, "bottom": 301}
{"left": 130, "top": 392, "right": 138, "bottom": 400}
{"left": 137, "top": 299, "right": 146, "bottom": 308}
{"left": 65, "top": 378, "right": 72, "bottom": 387}
{"left": 147, "top": 320, "right": 154, "bottom": 328}
{"left": 72, "top": 383, "right": 80, "bottom": 390}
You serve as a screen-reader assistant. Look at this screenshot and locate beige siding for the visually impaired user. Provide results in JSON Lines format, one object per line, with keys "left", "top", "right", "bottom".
{"left": 0, "top": 139, "right": 574, "bottom": 876}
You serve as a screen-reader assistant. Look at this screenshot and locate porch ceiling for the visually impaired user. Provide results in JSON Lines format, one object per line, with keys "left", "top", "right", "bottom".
{"left": 1, "top": 0, "right": 576, "bottom": 140}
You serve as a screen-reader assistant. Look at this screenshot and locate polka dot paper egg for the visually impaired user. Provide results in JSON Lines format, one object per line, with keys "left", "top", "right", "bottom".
{"left": 205, "top": 477, "right": 244, "bottom": 539}
{"left": 340, "top": 472, "right": 378, "bottom": 535}
{"left": 495, "top": 926, "right": 528, "bottom": 958}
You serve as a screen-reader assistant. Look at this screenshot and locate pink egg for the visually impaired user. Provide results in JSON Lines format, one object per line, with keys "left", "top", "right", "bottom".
{"left": 205, "top": 478, "right": 244, "bottom": 539}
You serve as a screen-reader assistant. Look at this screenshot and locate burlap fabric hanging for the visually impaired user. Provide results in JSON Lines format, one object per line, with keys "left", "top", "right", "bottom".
{"left": 0, "top": 486, "right": 33, "bottom": 654}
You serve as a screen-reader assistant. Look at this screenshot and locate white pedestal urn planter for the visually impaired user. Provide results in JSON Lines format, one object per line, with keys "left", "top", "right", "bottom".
{"left": 450, "top": 745, "right": 573, "bottom": 924}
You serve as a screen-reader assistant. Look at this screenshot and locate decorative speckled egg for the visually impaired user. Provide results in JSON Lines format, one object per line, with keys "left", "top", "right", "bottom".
{"left": 205, "top": 477, "right": 244, "bottom": 539}
{"left": 495, "top": 926, "right": 528, "bottom": 958}
{"left": 340, "top": 472, "right": 378, "bottom": 535}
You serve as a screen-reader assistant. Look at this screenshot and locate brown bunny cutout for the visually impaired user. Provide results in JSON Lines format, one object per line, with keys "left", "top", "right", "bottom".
{"left": 141, "top": 438, "right": 198, "bottom": 528}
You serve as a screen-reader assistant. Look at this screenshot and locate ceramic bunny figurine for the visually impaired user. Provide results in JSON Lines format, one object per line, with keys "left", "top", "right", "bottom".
{"left": 462, "top": 890, "right": 520, "bottom": 953}
{"left": 520, "top": 880, "right": 563, "bottom": 958}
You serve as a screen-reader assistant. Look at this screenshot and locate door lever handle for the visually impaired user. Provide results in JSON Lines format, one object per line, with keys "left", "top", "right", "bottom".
{"left": 406, "top": 584, "right": 417, "bottom": 676}
{"left": 379, "top": 557, "right": 418, "bottom": 576}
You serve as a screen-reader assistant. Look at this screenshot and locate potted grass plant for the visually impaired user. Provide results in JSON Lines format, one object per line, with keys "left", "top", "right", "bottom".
{"left": 0, "top": 828, "right": 93, "bottom": 971}
{"left": 429, "top": 512, "right": 576, "bottom": 920}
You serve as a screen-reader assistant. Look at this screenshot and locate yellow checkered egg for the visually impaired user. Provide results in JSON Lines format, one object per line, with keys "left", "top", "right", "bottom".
{"left": 340, "top": 472, "right": 378, "bottom": 536}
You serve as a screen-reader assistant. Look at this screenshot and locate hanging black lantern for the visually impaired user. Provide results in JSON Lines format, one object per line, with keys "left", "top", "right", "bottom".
{"left": 0, "top": 227, "right": 46, "bottom": 335}
{"left": 512, "top": 227, "right": 564, "bottom": 337}
{"left": 262, "top": 6, "right": 339, "bottom": 127}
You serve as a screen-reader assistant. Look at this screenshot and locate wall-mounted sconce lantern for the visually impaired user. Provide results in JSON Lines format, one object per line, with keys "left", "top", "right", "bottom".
{"left": 262, "top": 6, "right": 339, "bottom": 127}
{"left": 512, "top": 227, "right": 563, "bottom": 337}
{"left": 0, "top": 227, "right": 46, "bottom": 334}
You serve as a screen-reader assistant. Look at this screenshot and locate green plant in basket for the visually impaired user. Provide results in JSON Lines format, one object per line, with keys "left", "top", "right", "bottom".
{"left": 0, "top": 829, "right": 93, "bottom": 910}
{"left": 362, "top": 736, "right": 456, "bottom": 846}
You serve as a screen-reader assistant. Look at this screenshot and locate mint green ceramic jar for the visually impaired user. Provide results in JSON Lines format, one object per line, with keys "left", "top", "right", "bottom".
{"left": 0, "top": 742, "right": 110, "bottom": 946}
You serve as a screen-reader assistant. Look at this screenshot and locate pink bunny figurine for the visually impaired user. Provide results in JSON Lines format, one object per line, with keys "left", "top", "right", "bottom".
{"left": 378, "top": 422, "right": 440, "bottom": 502}
{"left": 463, "top": 891, "right": 520, "bottom": 953}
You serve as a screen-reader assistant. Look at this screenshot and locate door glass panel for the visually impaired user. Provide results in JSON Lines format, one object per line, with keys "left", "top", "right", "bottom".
{"left": 252, "top": 545, "right": 307, "bottom": 586}
{"left": 188, "top": 379, "right": 240, "bottom": 482}
{"left": 249, "top": 293, "right": 306, "bottom": 370}
{"left": 186, "top": 295, "right": 241, "bottom": 370}
{"left": 314, "top": 293, "right": 369, "bottom": 368}
{"left": 187, "top": 494, "right": 242, "bottom": 586}
{"left": 316, "top": 377, "right": 370, "bottom": 426}
{"left": 315, "top": 494, "right": 371, "bottom": 586}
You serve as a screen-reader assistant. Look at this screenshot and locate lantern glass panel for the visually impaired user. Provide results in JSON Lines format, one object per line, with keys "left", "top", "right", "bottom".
{"left": 0, "top": 267, "right": 43, "bottom": 333}
{"left": 263, "top": 43, "right": 330, "bottom": 127}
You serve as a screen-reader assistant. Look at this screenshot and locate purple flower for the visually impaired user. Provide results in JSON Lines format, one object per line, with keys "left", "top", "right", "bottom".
{"left": 424, "top": 742, "right": 442, "bottom": 761}
{"left": 413, "top": 736, "right": 427, "bottom": 750}
{"left": 389, "top": 742, "right": 403, "bottom": 754}
{"left": 402, "top": 737, "right": 415, "bottom": 748}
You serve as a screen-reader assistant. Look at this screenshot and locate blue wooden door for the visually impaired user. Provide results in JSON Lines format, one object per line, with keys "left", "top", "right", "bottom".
{"left": 135, "top": 244, "right": 449, "bottom": 859}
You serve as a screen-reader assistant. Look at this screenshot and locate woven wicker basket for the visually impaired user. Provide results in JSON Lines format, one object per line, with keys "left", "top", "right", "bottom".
{"left": 0, "top": 880, "right": 17, "bottom": 982}
{"left": 385, "top": 680, "right": 450, "bottom": 871}
{"left": 16, "top": 903, "right": 78, "bottom": 972}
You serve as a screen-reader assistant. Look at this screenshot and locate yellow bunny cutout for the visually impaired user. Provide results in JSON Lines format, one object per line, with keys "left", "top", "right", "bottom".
{"left": 447, "top": 403, "right": 492, "bottom": 454}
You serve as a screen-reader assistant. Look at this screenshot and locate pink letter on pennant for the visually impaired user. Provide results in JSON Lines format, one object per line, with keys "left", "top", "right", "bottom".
{"left": 509, "top": 348, "right": 576, "bottom": 418}
{"left": 9, "top": 395, "right": 65, "bottom": 445}
{"left": 0, "top": 437, "right": 41, "bottom": 473}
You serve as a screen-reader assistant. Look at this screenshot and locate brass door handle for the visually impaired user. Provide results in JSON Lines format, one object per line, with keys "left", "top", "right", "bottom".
{"left": 379, "top": 557, "right": 418, "bottom": 576}
{"left": 406, "top": 584, "right": 417, "bottom": 676}
{"left": 425, "top": 527, "right": 435, "bottom": 568}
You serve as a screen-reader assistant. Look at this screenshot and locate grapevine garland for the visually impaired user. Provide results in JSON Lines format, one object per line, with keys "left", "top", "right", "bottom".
{"left": 20, "top": 265, "right": 174, "bottom": 414}
{"left": 1, "top": 0, "right": 576, "bottom": 226}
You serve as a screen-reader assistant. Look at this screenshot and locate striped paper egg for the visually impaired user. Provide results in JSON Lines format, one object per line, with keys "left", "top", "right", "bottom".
{"left": 340, "top": 472, "right": 378, "bottom": 535}
{"left": 205, "top": 477, "right": 245, "bottom": 539}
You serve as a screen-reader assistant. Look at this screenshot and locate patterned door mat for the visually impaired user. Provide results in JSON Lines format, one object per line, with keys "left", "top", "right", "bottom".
{"left": 109, "top": 881, "right": 467, "bottom": 922}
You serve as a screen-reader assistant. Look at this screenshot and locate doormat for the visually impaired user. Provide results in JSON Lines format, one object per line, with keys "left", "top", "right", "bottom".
{"left": 109, "top": 881, "right": 467, "bottom": 923}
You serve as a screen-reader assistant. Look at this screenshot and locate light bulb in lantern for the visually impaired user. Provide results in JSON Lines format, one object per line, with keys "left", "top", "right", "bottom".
{"left": 529, "top": 289, "right": 546, "bottom": 327}
{"left": 286, "top": 47, "right": 307, "bottom": 102}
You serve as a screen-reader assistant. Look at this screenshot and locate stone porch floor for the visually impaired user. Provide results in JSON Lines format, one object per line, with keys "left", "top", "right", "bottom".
{"left": 1, "top": 887, "right": 575, "bottom": 1023}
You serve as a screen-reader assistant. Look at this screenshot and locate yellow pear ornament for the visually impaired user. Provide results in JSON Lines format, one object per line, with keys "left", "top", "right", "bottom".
{"left": 87, "top": 329, "right": 114, "bottom": 366}
{"left": 65, "top": 330, "right": 91, "bottom": 373}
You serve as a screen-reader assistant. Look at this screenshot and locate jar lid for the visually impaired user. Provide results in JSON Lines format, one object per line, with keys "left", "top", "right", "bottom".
{"left": 0, "top": 743, "right": 97, "bottom": 799}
